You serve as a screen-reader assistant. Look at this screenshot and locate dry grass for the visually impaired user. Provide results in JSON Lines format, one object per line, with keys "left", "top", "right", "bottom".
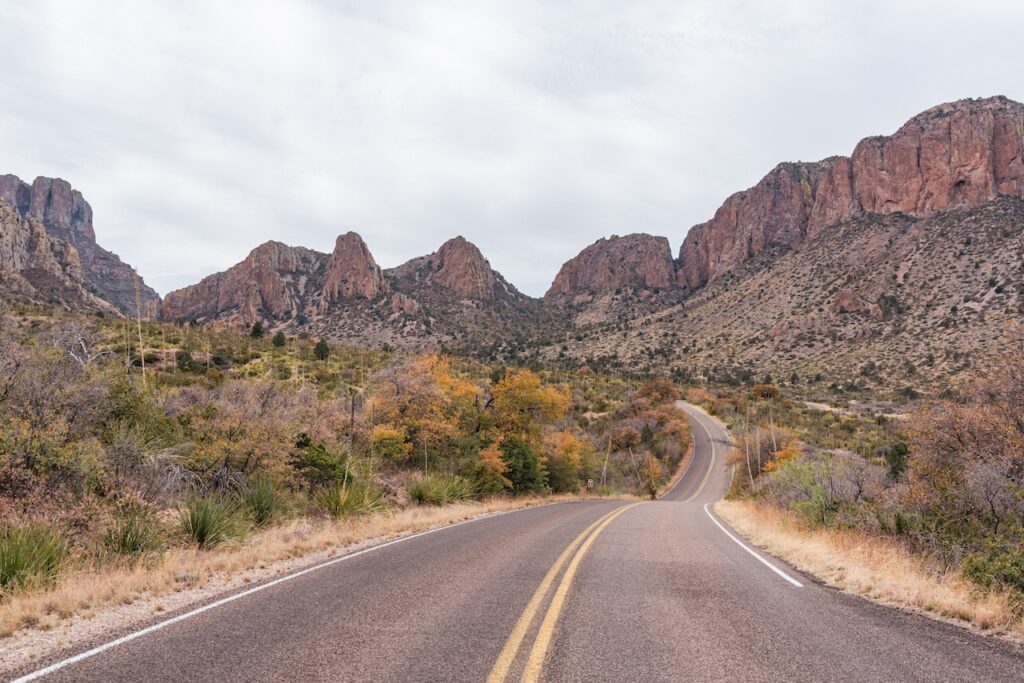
{"left": 715, "top": 499, "right": 1024, "bottom": 639}
{"left": 0, "top": 495, "right": 589, "bottom": 641}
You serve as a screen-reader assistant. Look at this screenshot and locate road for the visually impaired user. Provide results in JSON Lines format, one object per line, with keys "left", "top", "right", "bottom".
{"left": 11, "top": 404, "right": 1024, "bottom": 682}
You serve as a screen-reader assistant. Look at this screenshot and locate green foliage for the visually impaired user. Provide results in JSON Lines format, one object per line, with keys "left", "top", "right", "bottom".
{"left": 315, "top": 481, "right": 387, "bottom": 518}
{"left": 885, "top": 442, "right": 909, "bottom": 481}
{"left": 544, "top": 453, "right": 579, "bottom": 493}
{"left": 101, "top": 511, "right": 164, "bottom": 561}
{"left": 407, "top": 474, "right": 478, "bottom": 505}
{"left": 180, "top": 497, "right": 244, "bottom": 549}
{"left": 314, "top": 339, "right": 330, "bottom": 361}
{"left": 239, "top": 475, "right": 284, "bottom": 527}
{"left": 290, "top": 435, "right": 351, "bottom": 488}
{"left": 962, "top": 540, "right": 1024, "bottom": 602}
{"left": 0, "top": 523, "right": 69, "bottom": 592}
{"left": 500, "top": 438, "right": 545, "bottom": 493}
{"left": 250, "top": 321, "right": 264, "bottom": 339}
{"left": 271, "top": 331, "right": 286, "bottom": 348}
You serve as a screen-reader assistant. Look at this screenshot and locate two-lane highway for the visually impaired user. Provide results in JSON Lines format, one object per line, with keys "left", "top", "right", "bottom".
{"left": 11, "top": 404, "right": 1024, "bottom": 682}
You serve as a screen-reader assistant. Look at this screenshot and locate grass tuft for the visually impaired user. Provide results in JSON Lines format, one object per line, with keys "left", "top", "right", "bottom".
{"left": 407, "top": 474, "right": 478, "bottom": 506}
{"left": 180, "top": 497, "right": 245, "bottom": 549}
{"left": 315, "top": 482, "right": 387, "bottom": 518}
{"left": 239, "top": 475, "right": 284, "bottom": 528}
{"left": 0, "top": 523, "right": 70, "bottom": 593}
{"left": 101, "top": 512, "right": 164, "bottom": 562}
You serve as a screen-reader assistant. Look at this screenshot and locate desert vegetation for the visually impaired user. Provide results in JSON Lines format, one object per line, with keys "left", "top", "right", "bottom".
{"left": 0, "top": 304, "right": 688, "bottom": 636}
{"left": 700, "top": 333, "right": 1024, "bottom": 634}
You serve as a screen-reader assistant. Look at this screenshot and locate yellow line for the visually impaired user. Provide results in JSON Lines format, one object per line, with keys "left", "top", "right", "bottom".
{"left": 682, "top": 415, "right": 717, "bottom": 503}
{"left": 521, "top": 502, "right": 644, "bottom": 682}
{"left": 486, "top": 505, "right": 626, "bottom": 683}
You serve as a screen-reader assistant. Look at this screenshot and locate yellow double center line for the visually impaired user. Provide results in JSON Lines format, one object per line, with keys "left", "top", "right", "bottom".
{"left": 487, "top": 502, "right": 644, "bottom": 683}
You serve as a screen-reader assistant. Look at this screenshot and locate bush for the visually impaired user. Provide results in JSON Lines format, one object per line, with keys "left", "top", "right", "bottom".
{"left": 315, "top": 481, "right": 387, "bottom": 518}
{"left": 180, "top": 497, "right": 244, "bottom": 549}
{"left": 500, "top": 438, "right": 545, "bottom": 493}
{"left": 408, "top": 475, "right": 477, "bottom": 505}
{"left": 962, "top": 540, "right": 1024, "bottom": 600}
{"left": 101, "top": 511, "right": 164, "bottom": 561}
{"left": 271, "top": 331, "right": 286, "bottom": 348}
{"left": 239, "top": 475, "right": 284, "bottom": 527}
{"left": 0, "top": 523, "right": 69, "bottom": 592}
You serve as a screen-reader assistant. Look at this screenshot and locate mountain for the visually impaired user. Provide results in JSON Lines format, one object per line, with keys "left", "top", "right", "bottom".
{"left": 162, "top": 233, "right": 557, "bottom": 353}
{"left": 533, "top": 96, "right": 1024, "bottom": 392}
{"left": 0, "top": 175, "right": 160, "bottom": 317}
{"left": 676, "top": 96, "right": 1024, "bottom": 291}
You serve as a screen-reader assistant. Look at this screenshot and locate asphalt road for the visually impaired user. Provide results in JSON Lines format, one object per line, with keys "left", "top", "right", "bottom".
{"left": 12, "top": 404, "right": 1024, "bottom": 682}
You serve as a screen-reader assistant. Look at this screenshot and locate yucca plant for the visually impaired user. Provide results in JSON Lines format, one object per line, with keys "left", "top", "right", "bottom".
{"left": 239, "top": 475, "right": 283, "bottom": 528}
{"left": 180, "top": 497, "right": 243, "bottom": 549}
{"left": 407, "top": 474, "right": 478, "bottom": 506}
{"left": 0, "top": 523, "right": 69, "bottom": 592}
{"left": 315, "top": 481, "right": 387, "bottom": 518}
{"left": 102, "top": 511, "right": 164, "bottom": 561}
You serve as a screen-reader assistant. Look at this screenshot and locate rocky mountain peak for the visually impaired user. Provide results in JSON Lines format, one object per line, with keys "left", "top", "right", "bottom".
{"left": 428, "top": 236, "right": 498, "bottom": 300}
{"left": 0, "top": 173, "right": 159, "bottom": 317}
{"left": 546, "top": 233, "right": 676, "bottom": 298}
{"left": 321, "top": 231, "right": 387, "bottom": 304}
{"left": 677, "top": 96, "right": 1024, "bottom": 291}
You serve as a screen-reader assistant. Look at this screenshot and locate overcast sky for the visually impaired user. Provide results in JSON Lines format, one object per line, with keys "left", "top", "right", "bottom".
{"left": 1, "top": 1, "right": 1022, "bottom": 297}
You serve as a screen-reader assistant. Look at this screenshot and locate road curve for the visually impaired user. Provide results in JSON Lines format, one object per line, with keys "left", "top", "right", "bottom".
{"left": 10, "top": 404, "right": 1024, "bottom": 682}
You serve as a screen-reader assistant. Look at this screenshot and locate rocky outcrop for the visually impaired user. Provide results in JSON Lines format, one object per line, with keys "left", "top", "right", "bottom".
{"left": 430, "top": 237, "right": 498, "bottom": 299}
{"left": 0, "top": 174, "right": 159, "bottom": 317}
{"left": 0, "top": 198, "right": 119, "bottom": 314}
{"left": 319, "top": 232, "right": 386, "bottom": 306}
{"left": 386, "top": 237, "right": 510, "bottom": 301}
{"left": 546, "top": 233, "right": 676, "bottom": 298}
{"left": 162, "top": 241, "right": 326, "bottom": 324}
{"left": 678, "top": 96, "right": 1024, "bottom": 290}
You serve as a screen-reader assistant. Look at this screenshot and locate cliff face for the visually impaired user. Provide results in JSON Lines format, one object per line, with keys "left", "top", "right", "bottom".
{"left": 0, "top": 174, "right": 160, "bottom": 317}
{"left": 546, "top": 233, "right": 676, "bottom": 298}
{"left": 162, "top": 241, "right": 327, "bottom": 324}
{"left": 319, "top": 232, "right": 386, "bottom": 307}
{"left": 0, "top": 198, "right": 119, "bottom": 314}
{"left": 677, "top": 96, "right": 1024, "bottom": 290}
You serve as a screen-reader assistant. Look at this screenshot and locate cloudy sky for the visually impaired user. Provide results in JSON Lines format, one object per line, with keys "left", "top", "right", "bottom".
{"left": 2, "top": 1, "right": 1022, "bottom": 297}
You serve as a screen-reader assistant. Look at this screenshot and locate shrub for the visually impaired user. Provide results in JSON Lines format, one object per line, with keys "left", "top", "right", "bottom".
{"left": 962, "top": 540, "right": 1024, "bottom": 600}
{"left": 271, "top": 331, "right": 286, "bottom": 348}
{"left": 315, "top": 481, "right": 387, "bottom": 518}
{"left": 180, "top": 497, "right": 244, "bottom": 549}
{"left": 500, "top": 438, "right": 545, "bottom": 493}
{"left": 101, "top": 511, "right": 164, "bottom": 561}
{"left": 239, "top": 475, "right": 284, "bottom": 527}
{"left": 0, "top": 523, "right": 69, "bottom": 592}
{"left": 408, "top": 475, "right": 477, "bottom": 505}
{"left": 314, "top": 339, "right": 330, "bottom": 361}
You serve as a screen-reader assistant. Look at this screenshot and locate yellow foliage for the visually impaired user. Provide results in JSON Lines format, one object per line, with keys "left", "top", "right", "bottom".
{"left": 491, "top": 369, "right": 570, "bottom": 439}
{"left": 370, "top": 424, "right": 412, "bottom": 461}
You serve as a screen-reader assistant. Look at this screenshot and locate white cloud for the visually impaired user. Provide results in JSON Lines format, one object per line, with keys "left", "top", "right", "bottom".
{"left": 1, "top": 0, "right": 1022, "bottom": 296}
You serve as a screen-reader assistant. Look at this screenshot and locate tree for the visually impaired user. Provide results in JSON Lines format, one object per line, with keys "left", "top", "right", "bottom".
{"left": 500, "top": 437, "right": 545, "bottom": 493}
{"left": 272, "top": 331, "right": 286, "bottom": 348}
{"left": 314, "top": 339, "right": 330, "bottom": 361}
{"left": 250, "top": 321, "right": 265, "bottom": 339}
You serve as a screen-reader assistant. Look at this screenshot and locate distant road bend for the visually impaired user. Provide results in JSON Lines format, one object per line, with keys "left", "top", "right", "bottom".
{"left": 12, "top": 404, "right": 1024, "bottom": 682}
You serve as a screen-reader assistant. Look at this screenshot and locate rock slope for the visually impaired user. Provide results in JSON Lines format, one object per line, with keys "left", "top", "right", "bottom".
{"left": 0, "top": 174, "right": 160, "bottom": 317}
{"left": 677, "top": 96, "right": 1024, "bottom": 290}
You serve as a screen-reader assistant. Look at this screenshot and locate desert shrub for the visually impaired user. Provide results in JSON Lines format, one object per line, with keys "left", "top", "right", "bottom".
{"left": 962, "top": 539, "right": 1024, "bottom": 607}
{"left": 315, "top": 481, "right": 387, "bottom": 518}
{"left": 101, "top": 511, "right": 164, "bottom": 561}
{"left": 408, "top": 474, "right": 477, "bottom": 505}
{"left": 239, "top": 475, "right": 284, "bottom": 527}
{"left": 500, "top": 438, "right": 545, "bottom": 493}
{"left": 180, "top": 497, "right": 244, "bottom": 549}
{"left": 0, "top": 522, "right": 69, "bottom": 592}
{"left": 290, "top": 436, "right": 351, "bottom": 489}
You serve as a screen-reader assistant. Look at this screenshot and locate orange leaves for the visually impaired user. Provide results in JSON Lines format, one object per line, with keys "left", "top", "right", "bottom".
{"left": 491, "top": 369, "right": 569, "bottom": 440}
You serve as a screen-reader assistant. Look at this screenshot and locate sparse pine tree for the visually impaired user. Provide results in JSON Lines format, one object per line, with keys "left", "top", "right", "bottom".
{"left": 314, "top": 338, "right": 330, "bottom": 361}
{"left": 250, "top": 321, "right": 265, "bottom": 339}
{"left": 272, "top": 331, "right": 286, "bottom": 348}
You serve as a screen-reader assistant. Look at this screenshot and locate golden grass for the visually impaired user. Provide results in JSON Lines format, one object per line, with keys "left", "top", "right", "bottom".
{"left": 0, "top": 495, "right": 590, "bottom": 640}
{"left": 715, "top": 499, "right": 1024, "bottom": 639}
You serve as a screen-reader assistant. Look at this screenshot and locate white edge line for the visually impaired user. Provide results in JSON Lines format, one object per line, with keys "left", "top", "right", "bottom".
{"left": 703, "top": 503, "right": 804, "bottom": 588}
{"left": 12, "top": 503, "right": 573, "bottom": 682}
